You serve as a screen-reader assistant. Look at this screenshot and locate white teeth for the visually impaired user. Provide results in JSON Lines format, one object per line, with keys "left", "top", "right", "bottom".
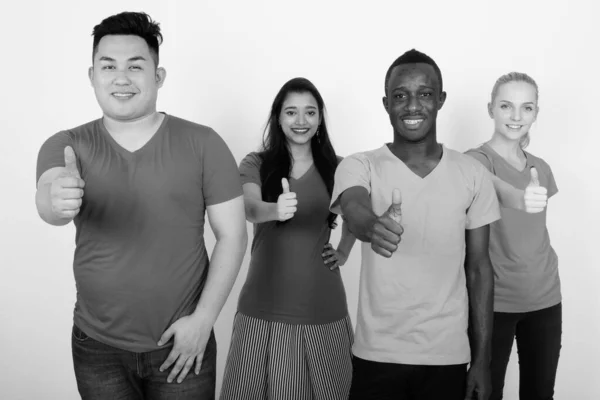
{"left": 404, "top": 119, "right": 423, "bottom": 125}
{"left": 507, "top": 125, "right": 521, "bottom": 129}
{"left": 292, "top": 129, "right": 309, "bottom": 133}
{"left": 113, "top": 93, "right": 133, "bottom": 97}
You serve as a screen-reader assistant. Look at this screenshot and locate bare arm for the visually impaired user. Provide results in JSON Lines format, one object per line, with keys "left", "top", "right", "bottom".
{"left": 339, "top": 186, "right": 378, "bottom": 242}
{"left": 336, "top": 216, "right": 357, "bottom": 260}
{"left": 242, "top": 183, "right": 278, "bottom": 223}
{"left": 191, "top": 195, "right": 248, "bottom": 324}
{"left": 464, "top": 225, "right": 494, "bottom": 367}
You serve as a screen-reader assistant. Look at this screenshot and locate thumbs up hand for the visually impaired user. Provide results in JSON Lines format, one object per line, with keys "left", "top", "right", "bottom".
{"left": 523, "top": 167, "right": 547, "bottom": 213}
{"left": 50, "top": 146, "right": 85, "bottom": 220}
{"left": 370, "top": 189, "right": 405, "bottom": 258}
{"left": 276, "top": 178, "right": 297, "bottom": 221}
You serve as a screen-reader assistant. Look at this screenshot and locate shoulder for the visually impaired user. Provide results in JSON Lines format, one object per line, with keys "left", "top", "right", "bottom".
{"left": 445, "top": 146, "right": 489, "bottom": 178}
{"left": 166, "top": 114, "right": 217, "bottom": 138}
{"left": 524, "top": 150, "right": 553, "bottom": 171}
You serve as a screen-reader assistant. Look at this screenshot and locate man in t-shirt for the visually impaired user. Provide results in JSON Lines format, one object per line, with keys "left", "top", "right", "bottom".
{"left": 331, "top": 49, "right": 500, "bottom": 399}
{"left": 35, "top": 12, "right": 247, "bottom": 399}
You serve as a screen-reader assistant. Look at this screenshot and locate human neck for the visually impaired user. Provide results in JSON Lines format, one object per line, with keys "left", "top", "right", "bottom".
{"left": 487, "top": 132, "right": 524, "bottom": 160}
{"left": 388, "top": 131, "right": 441, "bottom": 162}
{"left": 102, "top": 112, "right": 163, "bottom": 137}
{"left": 288, "top": 142, "right": 313, "bottom": 163}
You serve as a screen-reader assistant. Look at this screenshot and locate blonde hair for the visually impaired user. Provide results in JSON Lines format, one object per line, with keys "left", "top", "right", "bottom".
{"left": 490, "top": 72, "right": 539, "bottom": 149}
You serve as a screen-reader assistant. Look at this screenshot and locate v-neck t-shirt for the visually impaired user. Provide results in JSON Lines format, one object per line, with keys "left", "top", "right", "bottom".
{"left": 465, "top": 144, "right": 560, "bottom": 313}
{"left": 331, "top": 144, "right": 500, "bottom": 365}
{"left": 237, "top": 152, "right": 348, "bottom": 325}
{"left": 36, "top": 114, "right": 243, "bottom": 352}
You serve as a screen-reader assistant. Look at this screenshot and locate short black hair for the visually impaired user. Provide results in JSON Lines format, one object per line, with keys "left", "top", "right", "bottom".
{"left": 384, "top": 49, "right": 443, "bottom": 95}
{"left": 92, "top": 12, "right": 163, "bottom": 66}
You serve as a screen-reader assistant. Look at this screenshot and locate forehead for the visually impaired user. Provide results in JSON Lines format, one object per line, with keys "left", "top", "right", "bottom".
{"left": 94, "top": 35, "right": 152, "bottom": 60}
{"left": 495, "top": 81, "right": 537, "bottom": 103}
{"left": 282, "top": 92, "right": 318, "bottom": 108}
{"left": 388, "top": 63, "right": 439, "bottom": 90}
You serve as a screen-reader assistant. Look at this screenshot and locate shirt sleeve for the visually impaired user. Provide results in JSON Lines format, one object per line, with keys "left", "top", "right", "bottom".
{"left": 330, "top": 153, "right": 371, "bottom": 215}
{"left": 239, "top": 152, "right": 262, "bottom": 186}
{"left": 464, "top": 147, "right": 494, "bottom": 174}
{"left": 466, "top": 161, "right": 501, "bottom": 230}
{"left": 36, "top": 131, "right": 77, "bottom": 184}
{"left": 202, "top": 129, "right": 243, "bottom": 206}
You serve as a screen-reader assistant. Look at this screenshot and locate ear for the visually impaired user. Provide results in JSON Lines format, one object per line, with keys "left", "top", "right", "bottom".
{"left": 88, "top": 66, "right": 94, "bottom": 86}
{"left": 437, "top": 91, "right": 447, "bottom": 110}
{"left": 155, "top": 67, "right": 167, "bottom": 88}
{"left": 382, "top": 96, "right": 389, "bottom": 114}
{"left": 487, "top": 102, "right": 494, "bottom": 118}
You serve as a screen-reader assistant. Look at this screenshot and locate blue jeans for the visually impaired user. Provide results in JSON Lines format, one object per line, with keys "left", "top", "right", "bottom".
{"left": 72, "top": 324, "right": 216, "bottom": 400}
{"left": 490, "top": 303, "right": 562, "bottom": 400}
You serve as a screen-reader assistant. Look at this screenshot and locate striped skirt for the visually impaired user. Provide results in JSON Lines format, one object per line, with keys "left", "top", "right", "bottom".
{"left": 220, "top": 313, "right": 354, "bottom": 400}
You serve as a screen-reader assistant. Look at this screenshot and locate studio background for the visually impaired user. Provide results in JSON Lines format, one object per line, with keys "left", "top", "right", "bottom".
{"left": 1, "top": 0, "right": 598, "bottom": 399}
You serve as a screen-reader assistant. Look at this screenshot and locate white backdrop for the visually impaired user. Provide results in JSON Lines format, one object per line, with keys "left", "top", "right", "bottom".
{"left": 1, "top": 0, "right": 598, "bottom": 399}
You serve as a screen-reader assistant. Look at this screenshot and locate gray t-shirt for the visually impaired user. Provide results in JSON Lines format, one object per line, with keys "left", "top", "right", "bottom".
{"left": 466, "top": 144, "right": 560, "bottom": 313}
{"left": 36, "top": 114, "right": 243, "bottom": 351}
{"left": 237, "top": 153, "right": 348, "bottom": 325}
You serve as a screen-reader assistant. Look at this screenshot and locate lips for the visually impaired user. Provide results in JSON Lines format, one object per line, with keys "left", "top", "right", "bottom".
{"left": 112, "top": 92, "right": 136, "bottom": 99}
{"left": 291, "top": 128, "right": 310, "bottom": 134}
{"left": 506, "top": 124, "right": 522, "bottom": 130}
{"left": 401, "top": 116, "right": 425, "bottom": 128}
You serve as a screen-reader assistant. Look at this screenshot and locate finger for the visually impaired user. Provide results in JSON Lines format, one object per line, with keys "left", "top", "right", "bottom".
{"left": 167, "top": 356, "right": 187, "bottom": 383}
{"left": 281, "top": 178, "right": 290, "bottom": 194}
{"left": 321, "top": 249, "right": 336, "bottom": 257}
{"left": 528, "top": 166, "right": 540, "bottom": 187}
{"left": 61, "top": 188, "right": 84, "bottom": 199}
{"left": 531, "top": 186, "right": 547, "bottom": 195}
{"left": 159, "top": 349, "right": 179, "bottom": 373}
{"left": 60, "top": 176, "right": 85, "bottom": 189}
{"left": 284, "top": 197, "right": 298, "bottom": 205}
{"left": 375, "top": 220, "right": 403, "bottom": 241}
{"left": 371, "top": 234, "right": 398, "bottom": 253}
{"left": 177, "top": 357, "right": 196, "bottom": 383}
{"left": 282, "top": 212, "right": 294, "bottom": 220}
{"left": 325, "top": 256, "right": 338, "bottom": 264}
{"left": 386, "top": 188, "right": 403, "bottom": 223}
{"left": 59, "top": 208, "right": 80, "bottom": 219}
{"left": 371, "top": 243, "right": 392, "bottom": 258}
{"left": 194, "top": 355, "right": 203, "bottom": 375}
{"left": 158, "top": 327, "right": 174, "bottom": 347}
{"left": 61, "top": 199, "right": 82, "bottom": 210}
{"left": 329, "top": 262, "right": 340, "bottom": 271}
{"left": 64, "top": 146, "right": 81, "bottom": 178}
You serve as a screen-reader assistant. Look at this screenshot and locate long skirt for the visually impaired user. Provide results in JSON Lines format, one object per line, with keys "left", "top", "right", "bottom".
{"left": 220, "top": 313, "right": 354, "bottom": 400}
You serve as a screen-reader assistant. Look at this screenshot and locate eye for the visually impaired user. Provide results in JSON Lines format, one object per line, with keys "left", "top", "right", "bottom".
{"left": 393, "top": 93, "right": 406, "bottom": 100}
{"left": 420, "top": 92, "right": 432, "bottom": 97}
{"left": 307, "top": 111, "right": 316, "bottom": 116}
{"left": 285, "top": 111, "right": 295, "bottom": 116}
{"left": 525, "top": 106, "right": 534, "bottom": 112}
{"left": 129, "top": 65, "right": 142, "bottom": 71}
{"left": 500, "top": 104, "right": 510, "bottom": 109}
{"left": 101, "top": 65, "right": 115, "bottom": 70}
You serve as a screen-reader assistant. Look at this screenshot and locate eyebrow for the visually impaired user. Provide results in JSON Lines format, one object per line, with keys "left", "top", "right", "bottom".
{"left": 499, "top": 100, "right": 536, "bottom": 105}
{"left": 283, "top": 105, "right": 318, "bottom": 110}
{"left": 98, "top": 56, "right": 148, "bottom": 62}
{"left": 391, "top": 85, "right": 434, "bottom": 92}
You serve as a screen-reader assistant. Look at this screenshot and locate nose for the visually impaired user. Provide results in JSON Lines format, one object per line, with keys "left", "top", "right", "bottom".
{"left": 296, "top": 112, "right": 306, "bottom": 125}
{"left": 406, "top": 94, "right": 423, "bottom": 113}
{"left": 113, "top": 70, "right": 132, "bottom": 85}
{"left": 511, "top": 107, "right": 522, "bottom": 121}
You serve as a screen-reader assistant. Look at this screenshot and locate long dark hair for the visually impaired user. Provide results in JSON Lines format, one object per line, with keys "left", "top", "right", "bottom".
{"left": 258, "top": 77, "right": 339, "bottom": 229}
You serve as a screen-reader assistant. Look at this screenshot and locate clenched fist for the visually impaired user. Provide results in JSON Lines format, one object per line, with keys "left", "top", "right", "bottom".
{"left": 523, "top": 167, "right": 547, "bottom": 213}
{"left": 277, "top": 178, "right": 297, "bottom": 221}
{"left": 50, "top": 146, "right": 85, "bottom": 219}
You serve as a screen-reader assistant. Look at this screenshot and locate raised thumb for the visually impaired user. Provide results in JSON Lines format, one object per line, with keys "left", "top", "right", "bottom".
{"left": 528, "top": 166, "right": 540, "bottom": 187}
{"left": 387, "top": 188, "right": 402, "bottom": 223}
{"left": 281, "top": 178, "right": 290, "bottom": 194}
{"left": 64, "top": 146, "right": 80, "bottom": 177}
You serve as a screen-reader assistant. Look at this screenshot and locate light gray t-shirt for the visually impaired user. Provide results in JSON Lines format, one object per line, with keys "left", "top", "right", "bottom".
{"left": 237, "top": 152, "right": 348, "bottom": 325}
{"left": 466, "top": 144, "right": 561, "bottom": 313}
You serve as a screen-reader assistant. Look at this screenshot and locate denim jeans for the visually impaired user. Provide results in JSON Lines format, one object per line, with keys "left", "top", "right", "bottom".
{"left": 349, "top": 356, "right": 467, "bottom": 400}
{"left": 490, "top": 303, "right": 562, "bottom": 400}
{"left": 71, "top": 324, "right": 216, "bottom": 400}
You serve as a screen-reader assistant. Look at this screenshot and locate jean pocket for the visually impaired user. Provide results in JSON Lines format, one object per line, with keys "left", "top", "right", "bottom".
{"left": 72, "top": 324, "right": 90, "bottom": 342}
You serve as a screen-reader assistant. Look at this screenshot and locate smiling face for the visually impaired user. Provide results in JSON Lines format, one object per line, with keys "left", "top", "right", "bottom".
{"left": 489, "top": 81, "right": 538, "bottom": 142}
{"left": 383, "top": 63, "right": 446, "bottom": 142}
{"left": 89, "top": 34, "right": 166, "bottom": 122}
{"left": 279, "top": 91, "right": 321, "bottom": 147}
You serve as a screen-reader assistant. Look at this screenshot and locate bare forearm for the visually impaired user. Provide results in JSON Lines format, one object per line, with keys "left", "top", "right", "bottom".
{"left": 35, "top": 184, "right": 72, "bottom": 226}
{"left": 466, "top": 256, "right": 494, "bottom": 365}
{"left": 192, "top": 233, "right": 248, "bottom": 324}
{"left": 336, "top": 218, "right": 357, "bottom": 257}
{"left": 341, "top": 200, "right": 376, "bottom": 243}
{"left": 245, "top": 198, "right": 278, "bottom": 224}
{"left": 491, "top": 175, "right": 525, "bottom": 211}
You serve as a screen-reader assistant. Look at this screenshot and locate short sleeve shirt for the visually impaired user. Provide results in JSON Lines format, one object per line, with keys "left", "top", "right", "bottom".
{"left": 237, "top": 153, "right": 348, "bottom": 325}
{"left": 36, "top": 114, "right": 242, "bottom": 352}
{"left": 331, "top": 144, "right": 500, "bottom": 365}
{"left": 466, "top": 144, "right": 560, "bottom": 312}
